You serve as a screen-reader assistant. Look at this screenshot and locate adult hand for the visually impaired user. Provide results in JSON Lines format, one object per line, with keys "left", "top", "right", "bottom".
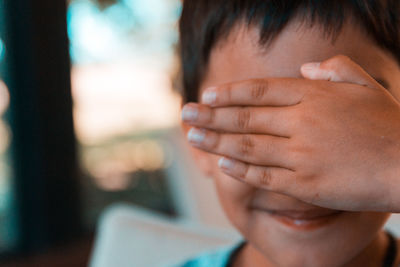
{"left": 182, "top": 55, "right": 400, "bottom": 212}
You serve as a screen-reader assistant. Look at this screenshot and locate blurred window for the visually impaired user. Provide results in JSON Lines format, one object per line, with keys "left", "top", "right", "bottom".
{"left": 67, "top": 0, "right": 182, "bottom": 227}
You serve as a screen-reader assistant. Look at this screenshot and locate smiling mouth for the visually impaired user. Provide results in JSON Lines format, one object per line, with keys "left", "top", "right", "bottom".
{"left": 253, "top": 208, "right": 344, "bottom": 231}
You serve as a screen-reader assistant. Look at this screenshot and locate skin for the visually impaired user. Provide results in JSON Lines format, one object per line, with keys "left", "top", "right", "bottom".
{"left": 182, "top": 19, "right": 400, "bottom": 266}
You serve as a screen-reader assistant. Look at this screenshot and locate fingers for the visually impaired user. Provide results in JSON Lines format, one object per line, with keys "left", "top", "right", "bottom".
{"left": 182, "top": 103, "right": 294, "bottom": 137}
{"left": 187, "top": 127, "right": 292, "bottom": 168}
{"left": 218, "top": 157, "right": 295, "bottom": 193}
{"left": 300, "top": 55, "right": 382, "bottom": 89}
{"left": 201, "top": 78, "right": 307, "bottom": 107}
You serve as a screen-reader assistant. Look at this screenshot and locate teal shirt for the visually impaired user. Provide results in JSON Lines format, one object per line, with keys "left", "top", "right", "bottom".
{"left": 171, "top": 242, "right": 245, "bottom": 267}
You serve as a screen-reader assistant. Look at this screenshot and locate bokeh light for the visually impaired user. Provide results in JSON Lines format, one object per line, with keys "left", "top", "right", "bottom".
{"left": 82, "top": 138, "right": 169, "bottom": 191}
{"left": 0, "top": 80, "right": 10, "bottom": 116}
{"left": 0, "top": 34, "right": 14, "bottom": 251}
{"left": 68, "top": 0, "right": 182, "bottom": 195}
{"left": 0, "top": 38, "right": 4, "bottom": 62}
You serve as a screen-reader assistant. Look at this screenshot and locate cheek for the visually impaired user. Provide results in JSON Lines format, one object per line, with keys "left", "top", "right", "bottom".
{"left": 210, "top": 154, "right": 253, "bottom": 197}
{"left": 324, "top": 212, "right": 391, "bottom": 262}
{"left": 390, "top": 83, "right": 400, "bottom": 102}
{"left": 334, "top": 212, "right": 390, "bottom": 246}
{"left": 347, "top": 212, "right": 391, "bottom": 238}
{"left": 210, "top": 155, "right": 256, "bottom": 227}
{"left": 385, "top": 67, "right": 400, "bottom": 101}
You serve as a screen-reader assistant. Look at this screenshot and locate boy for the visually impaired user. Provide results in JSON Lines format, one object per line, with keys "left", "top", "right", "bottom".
{"left": 179, "top": 0, "right": 400, "bottom": 266}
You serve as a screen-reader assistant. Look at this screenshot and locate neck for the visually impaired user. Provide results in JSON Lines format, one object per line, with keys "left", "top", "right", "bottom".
{"left": 234, "top": 231, "right": 392, "bottom": 267}
{"left": 342, "top": 231, "right": 388, "bottom": 267}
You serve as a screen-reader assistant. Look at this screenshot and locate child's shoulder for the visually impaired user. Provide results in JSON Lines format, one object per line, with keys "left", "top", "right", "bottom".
{"left": 167, "top": 241, "right": 245, "bottom": 267}
{"left": 178, "top": 247, "right": 234, "bottom": 267}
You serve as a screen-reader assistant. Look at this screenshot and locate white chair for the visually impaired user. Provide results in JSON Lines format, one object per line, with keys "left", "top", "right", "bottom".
{"left": 89, "top": 204, "right": 242, "bottom": 267}
{"left": 385, "top": 214, "right": 400, "bottom": 236}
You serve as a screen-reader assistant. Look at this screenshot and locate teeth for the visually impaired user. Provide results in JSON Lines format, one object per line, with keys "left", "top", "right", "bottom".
{"left": 293, "top": 219, "right": 309, "bottom": 225}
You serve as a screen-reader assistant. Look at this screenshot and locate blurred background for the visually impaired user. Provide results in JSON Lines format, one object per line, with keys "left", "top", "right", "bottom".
{"left": 1, "top": 1, "right": 400, "bottom": 267}
{"left": 0, "top": 0, "right": 235, "bottom": 266}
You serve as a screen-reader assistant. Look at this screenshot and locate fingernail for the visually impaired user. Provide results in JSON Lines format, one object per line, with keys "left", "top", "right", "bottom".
{"left": 182, "top": 105, "right": 198, "bottom": 121}
{"left": 202, "top": 87, "right": 217, "bottom": 105}
{"left": 301, "top": 62, "right": 321, "bottom": 72}
{"left": 218, "top": 157, "right": 235, "bottom": 170}
{"left": 188, "top": 128, "right": 205, "bottom": 144}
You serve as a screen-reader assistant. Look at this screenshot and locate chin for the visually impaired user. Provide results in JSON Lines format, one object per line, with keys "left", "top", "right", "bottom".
{"left": 240, "top": 209, "right": 390, "bottom": 267}
{"left": 215, "top": 180, "right": 390, "bottom": 266}
{"left": 263, "top": 249, "right": 350, "bottom": 267}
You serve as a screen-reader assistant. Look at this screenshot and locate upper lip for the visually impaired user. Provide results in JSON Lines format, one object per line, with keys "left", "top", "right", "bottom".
{"left": 252, "top": 207, "right": 343, "bottom": 220}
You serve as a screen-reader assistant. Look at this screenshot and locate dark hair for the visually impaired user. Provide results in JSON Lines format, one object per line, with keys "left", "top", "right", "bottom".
{"left": 178, "top": 0, "right": 400, "bottom": 103}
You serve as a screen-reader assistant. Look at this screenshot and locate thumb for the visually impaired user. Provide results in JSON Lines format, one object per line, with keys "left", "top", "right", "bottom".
{"left": 300, "top": 55, "right": 382, "bottom": 89}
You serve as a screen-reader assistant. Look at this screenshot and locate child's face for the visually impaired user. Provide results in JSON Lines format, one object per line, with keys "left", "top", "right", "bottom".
{"left": 195, "top": 20, "right": 400, "bottom": 266}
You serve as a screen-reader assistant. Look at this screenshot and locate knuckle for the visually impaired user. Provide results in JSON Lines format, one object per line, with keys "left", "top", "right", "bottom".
{"left": 258, "top": 168, "right": 273, "bottom": 187}
{"left": 333, "top": 54, "right": 351, "bottom": 63}
{"left": 295, "top": 107, "right": 319, "bottom": 128}
{"left": 224, "top": 84, "right": 232, "bottom": 103}
{"left": 287, "top": 141, "right": 313, "bottom": 167}
{"left": 262, "top": 139, "right": 276, "bottom": 156}
{"left": 286, "top": 108, "right": 301, "bottom": 130}
{"left": 294, "top": 155, "right": 318, "bottom": 181}
{"left": 208, "top": 108, "right": 216, "bottom": 124}
{"left": 251, "top": 80, "right": 268, "bottom": 100}
{"left": 210, "top": 131, "right": 221, "bottom": 150}
{"left": 322, "top": 55, "right": 350, "bottom": 70}
{"left": 332, "top": 54, "right": 350, "bottom": 62}
{"left": 239, "top": 163, "right": 250, "bottom": 180}
{"left": 294, "top": 108, "right": 309, "bottom": 125}
{"left": 238, "top": 135, "right": 254, "bottom": 156}
{"left": 299, "top": 170, "right": 316, "bottom": 184}
{"left": 236, "top": 108, "right": 251, "bottom": 130}
{"left": 286, "top": 143, "right": 302, "bottom": 166}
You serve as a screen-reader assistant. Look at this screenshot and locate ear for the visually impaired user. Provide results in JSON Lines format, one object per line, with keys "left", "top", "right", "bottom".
{"left": 181, "top": 122, "right": 214, "bottom": 178}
